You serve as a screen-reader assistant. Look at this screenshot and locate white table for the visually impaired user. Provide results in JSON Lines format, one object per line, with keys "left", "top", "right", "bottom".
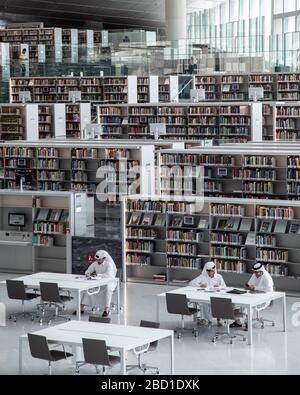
{"left": 2, "top": 272, "right": 120, "bottom": 321}
{"left": 19, "top": 320, "right": 174, "bottom": 375}
{"left": 157, "top": 286, "right": 286, "bottom": 346}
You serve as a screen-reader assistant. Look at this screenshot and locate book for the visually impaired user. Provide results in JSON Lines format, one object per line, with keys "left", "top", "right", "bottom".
{"left": 48, "top": 209, "right": 62, "bottom": 222}
{"left": 129, "top": 213, "right": 141, "bottom": 225}
{"left": 239, "top": 218, "right": 253, "bottom": 232}
{"left": 245, "top": 232, "right": 256, "bottom": 246}
{"left": 141, "top": 213, "right": 154, "bottom": 226}
{"left": 183, "top": 215, "right": 195, "bottom": 227}
{"left": 289, "top": 222, "right": 300, "bottom": 234}
{"left": 216, "top": 218, "right": 227, "bottom": 230}
{"left": 259, "top": 220, "right": 273, "bottom": 233}
{"left": 154, "top": 214, "right": 166, "bottom": 227}
{"left": 171, "top": 216, "right": 183, "bottom": 227}
{"left": 198, "top": 218, "right": 208, "bottom": 229}
{"left": 226, "top": 218, "right": 240, "bottom": 231}
{"left": 273, "top": 220, "right": 288, "bottom": 234}
{"left": 36, "top": 208, "right": 50, "bottom": 221}
{"left": 60, "top": 210, "right": 69, "bottom": 223}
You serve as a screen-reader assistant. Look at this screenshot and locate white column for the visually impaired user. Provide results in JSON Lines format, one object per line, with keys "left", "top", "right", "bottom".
{"left": 165, "top": 0, "right": 187, "bottom": 41}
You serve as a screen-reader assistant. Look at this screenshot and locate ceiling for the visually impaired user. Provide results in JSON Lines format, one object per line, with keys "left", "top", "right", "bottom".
{"left": 0, "top": 0, "right": 223, "bottom": 29}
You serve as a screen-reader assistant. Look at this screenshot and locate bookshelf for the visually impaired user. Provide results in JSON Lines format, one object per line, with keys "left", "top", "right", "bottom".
{"left": 158, "top": 146, "right": 298, "bottom": 200}
{"left": 193, "top": 75, "right": 220, "bottom": 101}
{"left": 64, "top": 103, "right": 90, "bottom": 139}
{"left": 221, "top": 74, "right": 248, "bottom": 101}
{"left": 0, "top": 27, "right": 62, "bottom": 61}
{"left": 0, "top": 190, "right": 87, "bottom": 274}
{"left": 122, "top": 196, "right": 300, "bottom": 292}
{"left": 0, "top": 142, "right": 155, "bottom": 201}
{"left": 248, "top": 74, "right": 276, "bottom": 101}
{"left": 277, "top": 73, "right": 300, "bottom": 101}
{"left": 275, "top": 104, "right": 300, "bottom": 142}
{"left": 102, "top": 77, "right": 128, "bottom": 103}
{"left": 97, "top": 105, "right": 127, "bottom": 138}
{"left": 137, "top": 77, "right": 150, "bottom": 103}
{"left": 96, "top": 102, "right": 260, "bottom": 142}
{"left": 0, "top": 105, "right": 25, "bottom": 140}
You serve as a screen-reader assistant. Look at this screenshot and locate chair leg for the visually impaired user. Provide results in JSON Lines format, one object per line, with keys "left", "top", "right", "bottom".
{"left": 48, "top": 361, "right": 52, "bottom": 375}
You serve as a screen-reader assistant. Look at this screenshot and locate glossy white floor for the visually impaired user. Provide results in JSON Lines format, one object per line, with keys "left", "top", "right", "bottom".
{"left": 0, "top": 273, "right": 300, "bottom": 375}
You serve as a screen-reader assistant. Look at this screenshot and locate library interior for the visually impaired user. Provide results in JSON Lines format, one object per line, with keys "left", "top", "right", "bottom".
{"left": 0, "top": 0, "right": 300, "bottom": 377}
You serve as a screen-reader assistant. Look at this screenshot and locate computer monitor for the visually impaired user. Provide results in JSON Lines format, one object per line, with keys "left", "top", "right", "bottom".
{"left": 149, "top": 123, "right": 166, "bottom": 139}
{"left": 8, "top": 213, "right": 26, "bottom": 227}
{"left": 190, "top": 89, "right": 206, "bottom": 102}
{"left": 249, "top": 87, "right": 264, "bottom": 101}
{"left": 68, "top": 90, "right": 81, "bottom": 103}
{"left": 18, "top": 91, "right": 31, "bottom": 103}
{"left": 83, "top": 124, "right": 103, "bottom": 139}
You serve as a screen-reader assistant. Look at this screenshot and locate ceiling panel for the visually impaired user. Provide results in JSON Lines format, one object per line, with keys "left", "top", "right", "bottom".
{"left": 0, "top": 0, "right": 165, "bottom": 28}
{"left": 0, "top": 0, "right": 219, "bottom": 29}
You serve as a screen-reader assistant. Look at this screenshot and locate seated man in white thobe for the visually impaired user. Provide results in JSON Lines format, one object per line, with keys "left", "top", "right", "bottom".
{"left": 74, "top": 250, "right": 117, "bottom": 317}
{"left": 189, "top": 261, "right": 226, "bottom": 326}
{"left": 230, "top": 262, "right": 274, "bottom": 328}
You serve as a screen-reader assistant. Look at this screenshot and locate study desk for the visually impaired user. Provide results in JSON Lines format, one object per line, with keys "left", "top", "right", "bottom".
{"left": 2, "top": 272, "right": 120, "bottom": 321}
{"left": 19, "top": 320, "right": 174, "bottom": 375}
{"left": 157, "top": 286, "right": 286, "bottom": 345}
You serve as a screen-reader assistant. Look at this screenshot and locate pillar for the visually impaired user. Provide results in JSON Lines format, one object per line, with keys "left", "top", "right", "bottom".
{"left": 165, "top": 0, "right": 187, "bottom": 41}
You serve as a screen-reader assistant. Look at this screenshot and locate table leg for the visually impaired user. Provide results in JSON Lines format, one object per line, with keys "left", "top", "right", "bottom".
{"left": 117, "top": 279, "right": 121, "bottom": 322}
{"left": 19, "top": 337, "right": 23, "bottom": 375}
{"left": 170, "top": 334, "right": 174, "bottom": 375}
{"left": 282, "top": 295, "right": 287, "bottom": 332}
{"left": 77, "top": 290, "right": 81, "bottom": 321}
{"left": 247, "top": 305, "right": 253, "bottom": 346}
{"left": 156, "top": 297, "right": 160, "bottom": 322}
{"left": 120, "top": 349, "right": 126, "bottom": 375}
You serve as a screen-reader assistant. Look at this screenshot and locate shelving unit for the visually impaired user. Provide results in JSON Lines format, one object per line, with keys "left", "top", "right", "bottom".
{"left": 96, "top": 102, "right": 261, "bottom": 142}
{"left": 0, "top": 142, "right": 156, "bottom": 203}
{"left": 122, "top": 196, "right": 300, "bottom": 292}
{"left": 158, "top": 146, "right": 299, "bottom": 200}
{"left": 221, "top": 74, "right": 248, "bottom": 101}
{"left": 0, "top": 26, "right": 62, "bottom": 61}
{"left": 0, "top": 190, "right": 87, "bottom": 274}
{"left": 249, "top": 74, "right": 277, "bottom": 101}
{"left": 102, "top": 77, "right": 128, "bottom": 103}
{"left": 277, "top": 73, "right": 300, "bottom": 101}
{"left": 193, "top": 75, "right": 220, "bottom": 101}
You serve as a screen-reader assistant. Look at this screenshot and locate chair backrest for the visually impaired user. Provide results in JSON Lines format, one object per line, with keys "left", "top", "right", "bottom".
{"left": 6, "top": 280, "right": 27, "bottom": 301}
{"left": 210, "top": 297, "right": 235, "bottom": 320}
{"left": 166, "top": 293, "right": 191, "bottom": 316}
{"left": 82, "top": 338, "right": 111, "bottom": 366}
{"left": 88, "top": 315, "right": 111, "bottom": 324}
{"left": 28, "top": 333, "right": 52, "bottom": 362}
{"left": 40, "top": 282, "right": 62, "bottom": 303}
{"left": 140, "top": 320, "right": 160, "bottom": 350}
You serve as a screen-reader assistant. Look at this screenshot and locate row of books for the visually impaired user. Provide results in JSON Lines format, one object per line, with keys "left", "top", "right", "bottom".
{"left": 126, "top": 253, "right": 150, "bottom": 265}
{"left": 32, "top": 234, "right": 54, "bottom": 247}
{"left": 210, "top": 204, "right": 246, "bottom": 217}
{"left": 210, "top": 246, "right": 247, "bottom": 259}
{"left": 33, "top": 222, "right": 67, "bottom": 234}
{"left": 167, "top": 243, "right": 198, "bottom": 256}
{"left": 167, "top": 257, "right": 201, "bottom": 269}
{"left": 167, "top": 230, "right": 203, "bottom": 242}
{"left": 126, "top": 228, "right": 157, "bottom": 239}
{"left": 210, "top": 232, "right": 244, "bottom": 245}
{"left": 256, "top": 206, "right": 294, "bottom": 219}
{"left": 256, "top": 248, "right": 288, "bottom": 263}
{"left": 126, "top": 241, "right": 154, "bottom": 253}
{"left": 214, "top": 260, "right": 246, "bottom": 273}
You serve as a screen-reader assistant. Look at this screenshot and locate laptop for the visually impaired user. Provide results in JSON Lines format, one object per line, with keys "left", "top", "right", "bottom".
{"left": 226, "top": 289, "right": 247, "bottom": 295}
